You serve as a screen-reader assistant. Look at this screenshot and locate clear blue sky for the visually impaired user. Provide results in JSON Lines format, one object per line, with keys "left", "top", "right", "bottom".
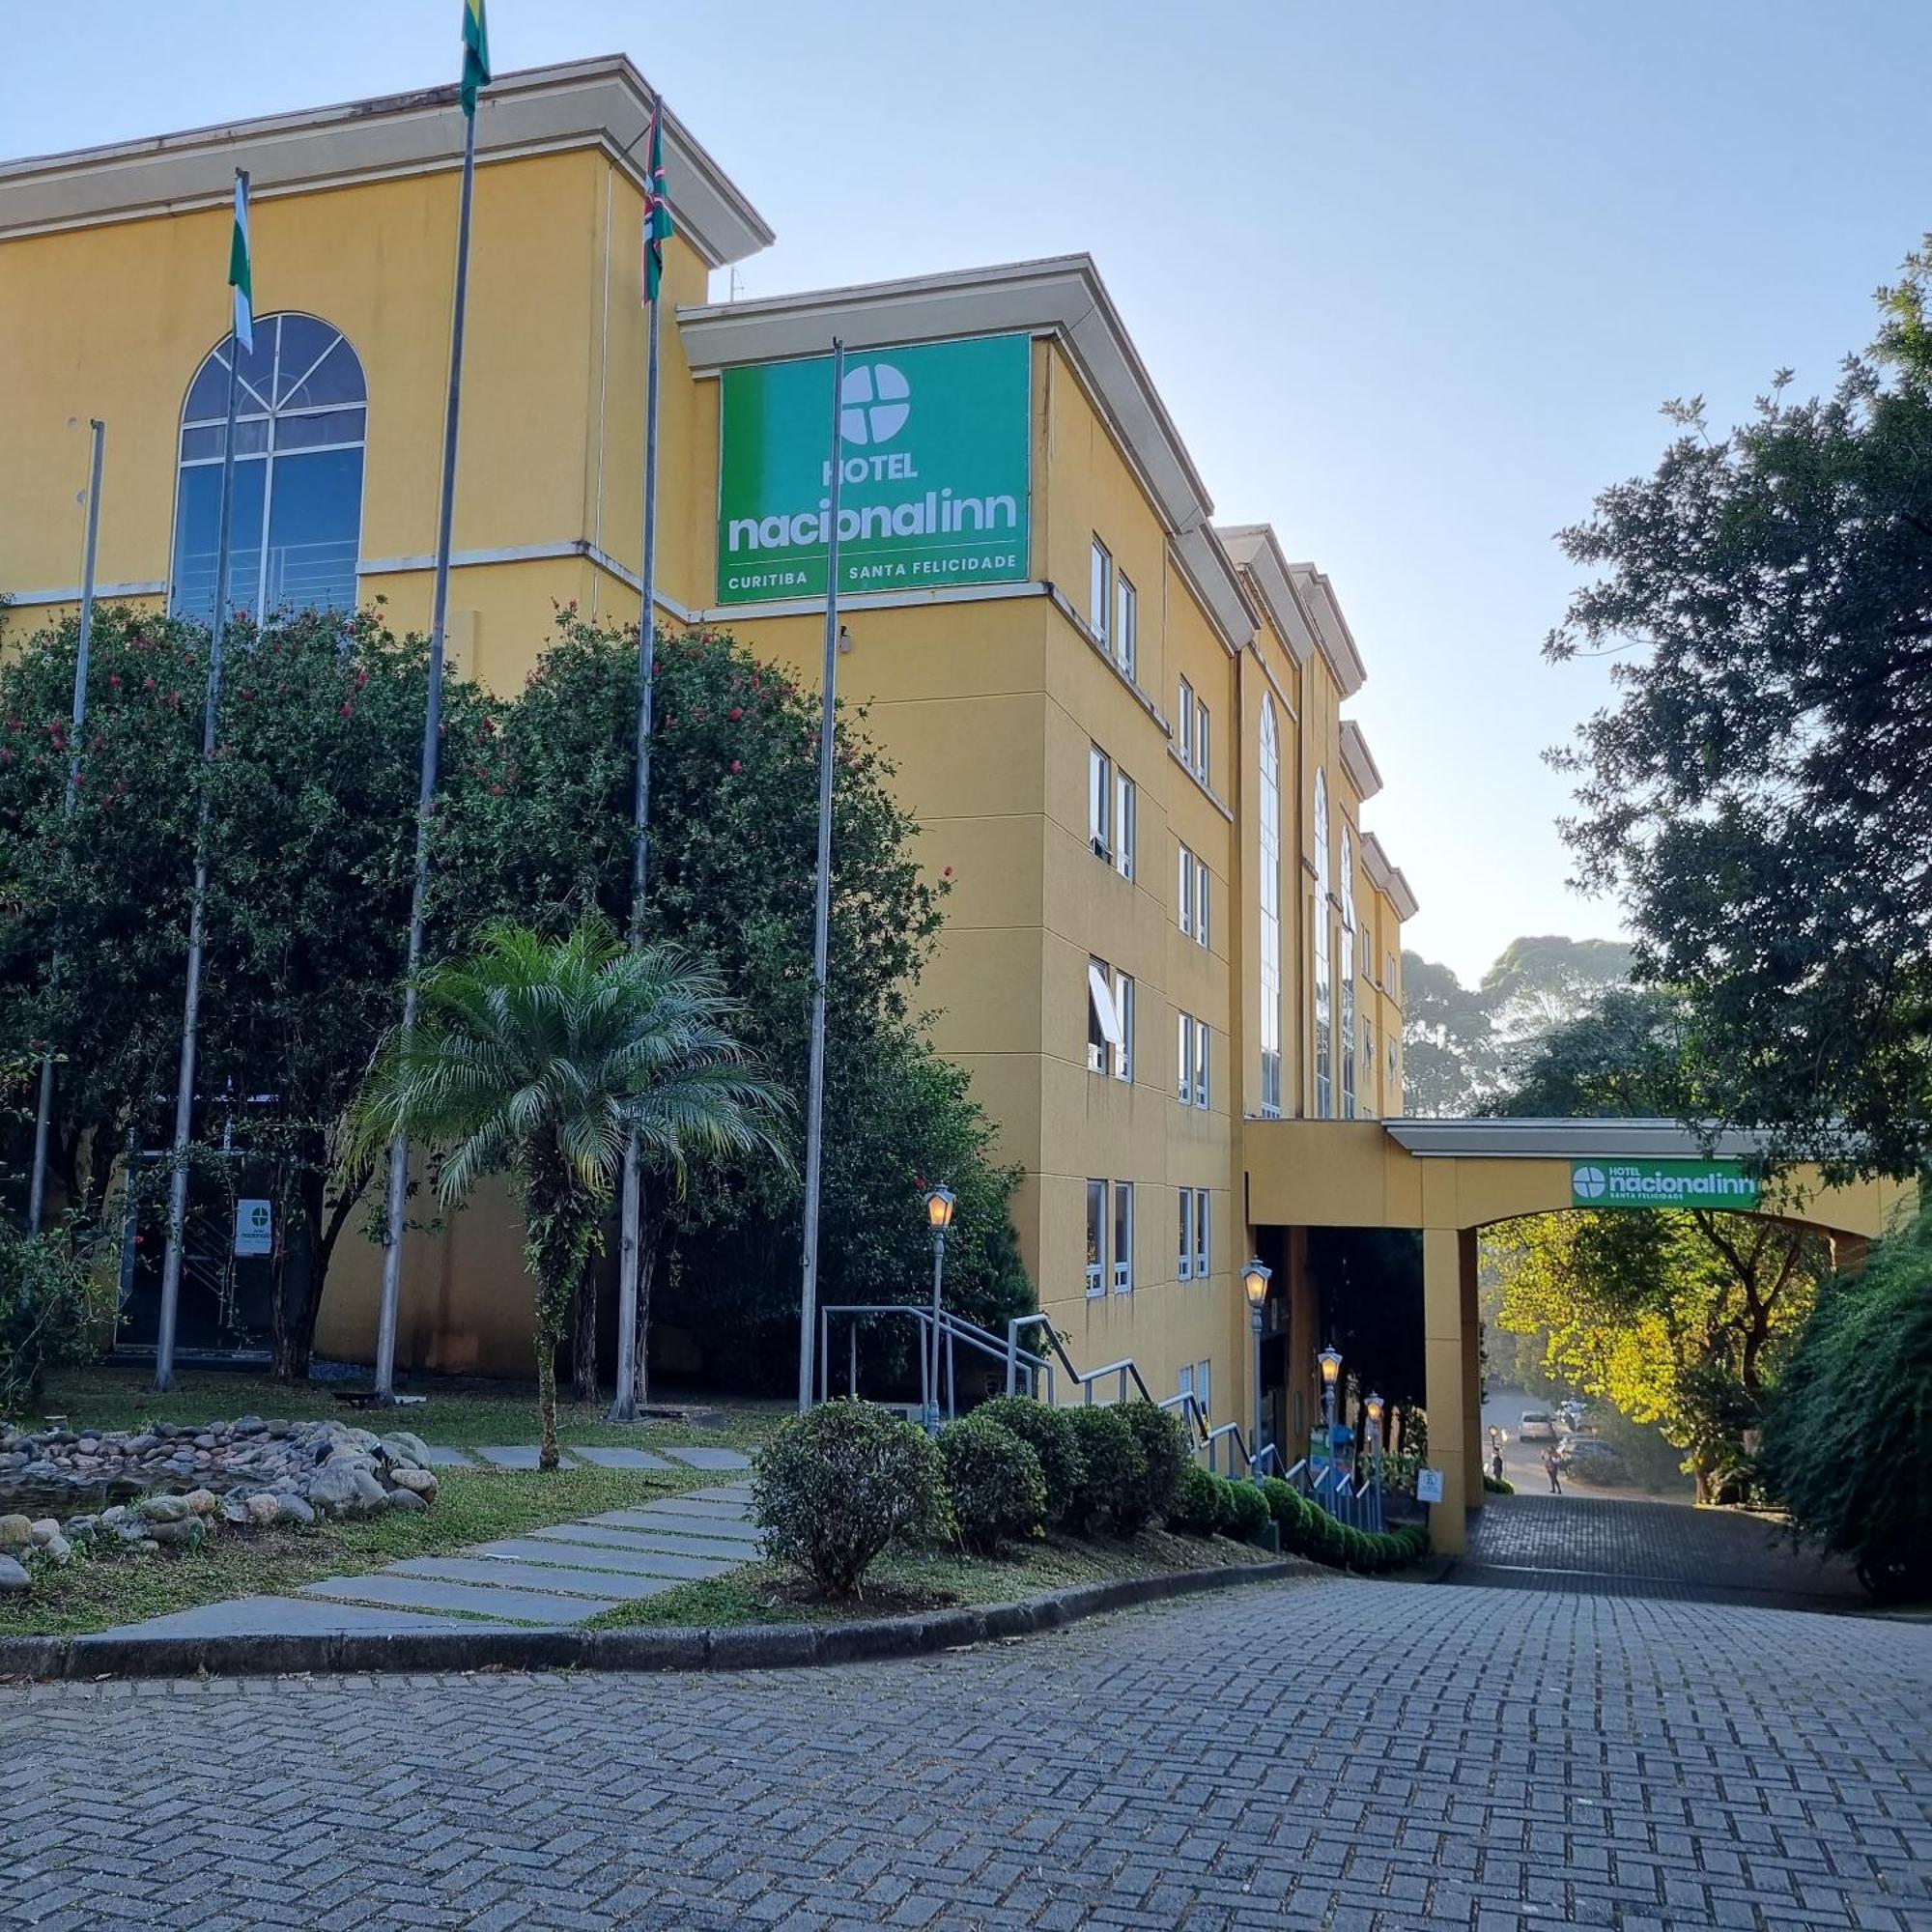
{"left": 11, "top": 3, "right": 1930, "bottom": 981}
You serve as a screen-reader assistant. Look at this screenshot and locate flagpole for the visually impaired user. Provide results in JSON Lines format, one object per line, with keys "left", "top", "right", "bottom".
{"left": 156, "top": 176, "right": 248, "bottom": 1390}
{"left": 372, "top": 99, "right": 480, "bottom": 1403}
{"left": 610, "top": 125, "right": 667, "bottom": 1425}
{"left": 796, "top": 338, "right": 846, "bottom": 1414}
{"left": 26, "top": 416, "right": 105, "bottom": 1236}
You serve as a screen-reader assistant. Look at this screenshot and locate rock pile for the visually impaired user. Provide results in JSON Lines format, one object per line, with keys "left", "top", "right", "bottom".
{"left": 0, "top": 1418, "right": 442, "bottom": 1593}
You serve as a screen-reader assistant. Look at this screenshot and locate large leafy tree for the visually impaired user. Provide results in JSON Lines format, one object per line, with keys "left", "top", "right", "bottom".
{"left": 353, "top": 923, "right": 785, "bottom": 1464}
{"left": 441, "top": 615, "right": 1033, "bottom": 1399}
{"left": 0, "top": 605, "right": 502, "bottom": 1376}
{"left": 1547, "top": 242, "right": 1932, "bottom": 1179}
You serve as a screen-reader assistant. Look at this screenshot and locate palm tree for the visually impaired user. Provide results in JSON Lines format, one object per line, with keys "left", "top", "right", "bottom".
{"left": 353, "top": 922, "right": 788, "bottom": 1466}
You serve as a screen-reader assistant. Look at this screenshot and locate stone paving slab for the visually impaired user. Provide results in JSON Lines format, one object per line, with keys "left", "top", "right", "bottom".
{"left": 477, "top": 1535, "right": 741, "bottom": 1580}
{"left": 566, "top": 1445, "right": 674, "bottom": 1470}
{"left": 471, "top": 1444, "right": 579, "bottom": 1471}
{"left": 516, "top": 1522, "right": 752, "bottom": 1568}
{"left": 102, "top": 1595, "right": 486, "bottom": 1638}
{"left": 590, "top": 1508, "right": 762, "bottom": 1546}
{"left": 413, "top": 1444, "right": 477, "bottom": 1468}
{"left": 662, "top": 1445, "right": 752, "bottom": 1471}
{"left": 387, "top": 1556, "right": 680, "bottom": 1602}
{"left": 299, "top": 1572, "right": 614, "bottom": 1624}
{"left": 633, "top": 1494, "right": 757, "bottom": 1523}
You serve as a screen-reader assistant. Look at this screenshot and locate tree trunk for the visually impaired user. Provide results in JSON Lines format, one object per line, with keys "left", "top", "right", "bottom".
{"left": 535, "top": 1318, "right": 560, "bottom": 1471}
{"left": 571, "top": 1264, "right": 599, "bottom": 1407}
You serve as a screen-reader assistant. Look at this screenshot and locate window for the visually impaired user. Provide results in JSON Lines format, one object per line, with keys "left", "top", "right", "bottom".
{"left": 1197, "top": 1359, "right": 1212, "bottom": 1421}
{"left": 1177, "top": 1189, "right": 1195, "bottom": 1280}
{"left": 1082, "top": 958, "right": 1128, "bottom": 1082}
{"left": 1387, "top": 1037, "right": 1399, "bottom": 1098}
{"left": 1115, "top": 771, "right": 1136, "bottom": 880}
{"left": 1193, "top": 702, "right": 1210, "bottom": 784}
{"left": 1178, "top": 1362, "right": 1194, "bottom": 1405}
{"left": 1192, "top": 1189, "right": 1210, "bottom": 1279}
{"left": 1313, "top": 770, "right": 1333, "bottom": 1118}
{"left": 1193, "top": 858, "right": 1210, "bottom": 950}
{"left": 172, "top": 313, "right": 367, "bottom": 627}
{"left": 1177, "top": 1010, "right": 1193, "bottom": 1105}
{"left": 1178, "top": 842, "right": 1195, "bottom": 937}
{"left": 1090, "top": 537, "right": 1111, "bottom": 645}
{"left": 1258, "top": 696, "right": 1283, "bottom": 1116}
{"left": 1112, "top": 1182, "right": 1133, "bottom": 1293}
{"left": 1178, "top": 678, "right": 1195, "bottom": 767}
{"left": 1089, "top": 744, "right": 1114, "bottom": 860}
{"left": 1085, "top": 1179, "right": 1106, "bottom": 1296}
{"left": 1113, "top": 974, "right": 1134, "bottom": 1083}
{"left": 1117, "top": 574, "right": 1137, "bottom": 680}
{"left": 1341, "top": 826, "right": 1357, "bottom": 1119}
{"left": 1361, "top": 1018, "right": 1376, "bottom": 1117}
{"left": 1192, "top": 1016, "right": 1210, "bottom": 1110}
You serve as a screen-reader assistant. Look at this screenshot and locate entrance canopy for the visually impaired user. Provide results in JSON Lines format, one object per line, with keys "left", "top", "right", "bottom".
{"left": 1244, "top": 1117, "right": 1911, "bottom": 1246}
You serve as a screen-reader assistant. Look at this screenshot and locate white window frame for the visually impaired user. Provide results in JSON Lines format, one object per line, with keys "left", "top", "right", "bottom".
{"left": 1113, "top": 973, "right": 1134, "bottom": 1083}
{"left": 1193, "top": 1017, "right": 1209, "bottom": 1111}
{"left": 1178, "top": 1362, "right": 1194, "bottom": 1404}
{"left": 1115, "top": 771, "right": 1136, "bottom": 881}
{"left": 1117, "top": 573, "right": 1137, "bottom": 680}
{"left": 1194, "top": 857, "right": 1210, "bottom": 951}
{"left": 1088, "top": 956, "right": 1122, "bottom": 1074}
{"left": 1178, "top": 678, "right": 1195, "bottom": 768}
{"left": 1177, "top": 1188, "right": 1194, "bottom": 1281}
{"left": 1197, "top": 1359, "right": 1212, "bottom": 1422}
{"left": 1178, "top": 842, "right": 1195, "bottom": 938}
{"left": 1194, "top": 701, "right": 1210, "bottom": 784}
{"left": 1085, "top": 1179, "right": 1107, "bottom": 1297}
{"left": 1259, "top": 696, "right": 1282, "bottom": 1117}
{"left": 1091, "top": 537, "right": 1112, "bottom": 646}
{"left": 1088, "top": 743, "right": 1113, "bottom": 862}
{"left": 1112, "top": 1181, "right": 1134, "bottom": 1293}
{"left": 1192, "top": 1189, "right": 1210, "bottom": 1279}
{"left": 1177, "top": 1011, "right": 1194, "bottom": 1106}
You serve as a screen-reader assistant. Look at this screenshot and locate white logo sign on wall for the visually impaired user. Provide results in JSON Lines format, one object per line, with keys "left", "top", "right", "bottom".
{"left": 1415, "top": 1468, "right": 1445, "bottom": 1505}
{"left": 840, "top": 361, "right": 910, "bottom": 445}
{"left": 1572, "top": 1164, "right": 1608, "bottom": 1200}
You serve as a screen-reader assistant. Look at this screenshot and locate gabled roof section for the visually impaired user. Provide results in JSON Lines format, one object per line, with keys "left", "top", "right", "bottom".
{"left": 681, "top": 255, "right": 1258, "bottom": 651}
{"left": 1217, "top": 525, "right": 1316, "bottom": 668}
{"left": 1288, "top": 563, "right": 1367, "bottom": 697}
{"left": 0, "top": 55, "right": 775, "bottom": 270}
{"left": 1339, "top": 720, "right": 1383, "bottom": 803}
{"left": 1360, "top": 832, "right": 1419, "bottom": 921}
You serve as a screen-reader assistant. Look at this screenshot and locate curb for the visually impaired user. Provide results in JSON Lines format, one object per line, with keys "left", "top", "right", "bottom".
{"left": 0, "top": 1556, "right": 1304, "bottom": 1684}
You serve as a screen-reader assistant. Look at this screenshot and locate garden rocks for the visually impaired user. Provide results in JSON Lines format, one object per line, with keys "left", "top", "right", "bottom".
{"left": 0, "top": 1554, "right": 29, "bottom": 1593}
{"left": 0, "top": 1417, "right": 440, "bottom": 1528}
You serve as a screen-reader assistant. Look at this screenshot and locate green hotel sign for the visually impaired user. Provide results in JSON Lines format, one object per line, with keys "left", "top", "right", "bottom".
{"left": 1570, "top": 1158, "right": 1761, "bottom": 1210}
{"left": 717, "top": 333, "right": 1032, "bottom": 606}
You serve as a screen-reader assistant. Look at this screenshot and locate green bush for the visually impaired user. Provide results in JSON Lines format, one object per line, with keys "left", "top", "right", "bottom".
{"left": 974, "top": 1395, "right": 1087, "bottom": 1526}
{"left": 1064, "top": 1406, "right": 1148, "bottom": 1533}
{"left": 1761, "top": 1206, "right": 1932, "bottom": 1600}
{"left": 0, "top": 1223, "right": 107, "bottom": 1412}
{"left": 1221, "top": 1479, "right": 1272, "bottom": 1545}
{"left": 753, "top": 1400, "right": 952, "bottom": 1597}
{"left": 938, "top": 1412, "right": 1047, "bottom": 1555}
{"left": 1482, "top": 1472, "right": 1515, "bottom": 1495}
{"left": 1168, "top": 1463, "right": 1232, "bottom": 1537}
{"left": 1118, "top": 1401, "right": 1193, "bottom": 1529}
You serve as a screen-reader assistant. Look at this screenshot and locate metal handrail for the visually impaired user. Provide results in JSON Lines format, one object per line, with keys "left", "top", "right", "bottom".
{"left": 818, "top": 1302, "right": 1056, "bottom": 1419}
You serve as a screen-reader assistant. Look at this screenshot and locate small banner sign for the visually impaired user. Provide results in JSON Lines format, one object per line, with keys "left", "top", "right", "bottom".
{"left": 1569, "top": 1158, "right": 1761, "bottom": 1210}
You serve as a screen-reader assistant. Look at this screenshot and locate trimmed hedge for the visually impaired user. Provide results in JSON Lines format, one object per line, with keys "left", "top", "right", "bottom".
{"left": 754, "top": 1399, "right": 952, "bottom": 1597}
{"left": 1222, "top": 1479, "right": 1272, "bottom": 1544}
{"left": 1169, "top": 1463, "right": 1233, "bottom": 1537}
{"left": 1064, "top": 1406, "right": 1149, "bottom": 1532}
{"left": 939, "top": 1412, "right": 1047, "bottom": 1554}
{"left": 1118, "top": 1402, "right": 1194, "bottom": 1529}
{"left": 1482, "top": 1472, "right": 1516, "bottom": 1495}
{"left": 1255, "top": 1473, "right": 1429, "bottom": 1575}
{"left": 973, "top": 1395, "right": 1087, "bottom": 1527}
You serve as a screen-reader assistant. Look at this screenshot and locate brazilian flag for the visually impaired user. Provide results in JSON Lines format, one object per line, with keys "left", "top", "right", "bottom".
{"left": 460, "top": 0, "right": 491, "bottom": 118}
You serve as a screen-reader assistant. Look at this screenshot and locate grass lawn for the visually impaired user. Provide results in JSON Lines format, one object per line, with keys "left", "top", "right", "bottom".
{"left": 26, "top": 1365, "right": 788, "bottom": 1454}
{"left": 586, "top": 1526, "right": 1282, "bottom": 1631}
{"left": 0, "top": 1463, "right": 715, "bottom": 1639}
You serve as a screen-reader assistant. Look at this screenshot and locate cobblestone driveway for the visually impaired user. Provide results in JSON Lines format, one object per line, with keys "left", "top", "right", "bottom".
{"left": 7, "top": 1576, "right": 1930, "bottom": 1930}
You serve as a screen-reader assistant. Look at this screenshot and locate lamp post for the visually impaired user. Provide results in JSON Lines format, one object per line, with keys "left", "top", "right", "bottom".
{"left": 1242, "top": 1258, "right": 1271, "bottom": 1475}
{"left": 1318, "top": 1345, "right": 1343, "bottom": 1518}
{"left": 1364, "top": 1389, "right": 1384, "bottom": 1533}
{"left": 923, "top": 1185, "right": 956, "bottom": 1432}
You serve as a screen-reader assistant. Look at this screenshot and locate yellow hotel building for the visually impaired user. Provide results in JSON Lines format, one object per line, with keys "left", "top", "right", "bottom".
{"left": 0, "top": 60, "right": 1426, "bottom": 1510}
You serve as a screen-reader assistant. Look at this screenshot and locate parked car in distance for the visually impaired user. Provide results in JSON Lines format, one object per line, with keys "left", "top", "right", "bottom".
{"left": 1557, "top": 1436, "right": 1629, "bottom": 1484}
{"left": 1518, "top": 1408, "right": 1556, "bottom": 1441}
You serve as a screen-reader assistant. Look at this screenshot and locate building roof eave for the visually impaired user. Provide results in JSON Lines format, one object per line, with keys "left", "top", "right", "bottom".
{"left": 1287, "top": 562, "right": 1368, "bottom": 696}
{"left": 1340, "top": 719, "right": 1383, "bottom": 802}
{"left": 1217, "top": 524, "right": 1318, "bottom": 668}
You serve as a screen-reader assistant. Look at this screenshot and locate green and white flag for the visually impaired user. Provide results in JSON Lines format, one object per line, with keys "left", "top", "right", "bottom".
{"left": 461, "top": 0, "right": 491, "bottom": 117}
{"left": 642, "top": 97, "right": 674, "bottom": 305}
{"left": 228, "top": 170, "right": 253, "bottom": 353}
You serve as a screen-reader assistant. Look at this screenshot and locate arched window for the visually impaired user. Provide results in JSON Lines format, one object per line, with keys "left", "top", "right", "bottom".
{"left": 1340, "top": 825, "right": 1357, "bottom": 1118}
{"left": 1313, "top": 769, "right": 1332, "bottom": 1118}
{"left": 1258, "top": 697, "right": 1283, "bottom": 1118}
{"left": 171, "top": 313, "right": 366, "bottom": 628}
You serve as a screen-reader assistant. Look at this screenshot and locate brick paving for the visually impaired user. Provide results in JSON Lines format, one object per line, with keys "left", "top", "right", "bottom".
{"left": 6, "top": 1577, "right": 1930, "bottom": 1928}
{"left": 1451, "top": 1495, "right": 1865, "bottom": 1611}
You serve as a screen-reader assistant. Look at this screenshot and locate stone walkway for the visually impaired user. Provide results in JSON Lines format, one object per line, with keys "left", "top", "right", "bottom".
{"left": 102, "top": 1445, "right": 755, "bottom": 1638}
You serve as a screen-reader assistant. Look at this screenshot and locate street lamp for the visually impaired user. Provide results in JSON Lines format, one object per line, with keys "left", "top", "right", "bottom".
{"left": 1242, "top": 1259, "right": 1271, "bottom": 1473}
{"left": 1364, "top": 1389, "right": 1385, "bottom": 1532}
{"left": 923, "top": 1185, "right": 956, "bottom": 1432}
{"left": 1318, "top": 1345, "right": 1343, "bottom": 1518}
